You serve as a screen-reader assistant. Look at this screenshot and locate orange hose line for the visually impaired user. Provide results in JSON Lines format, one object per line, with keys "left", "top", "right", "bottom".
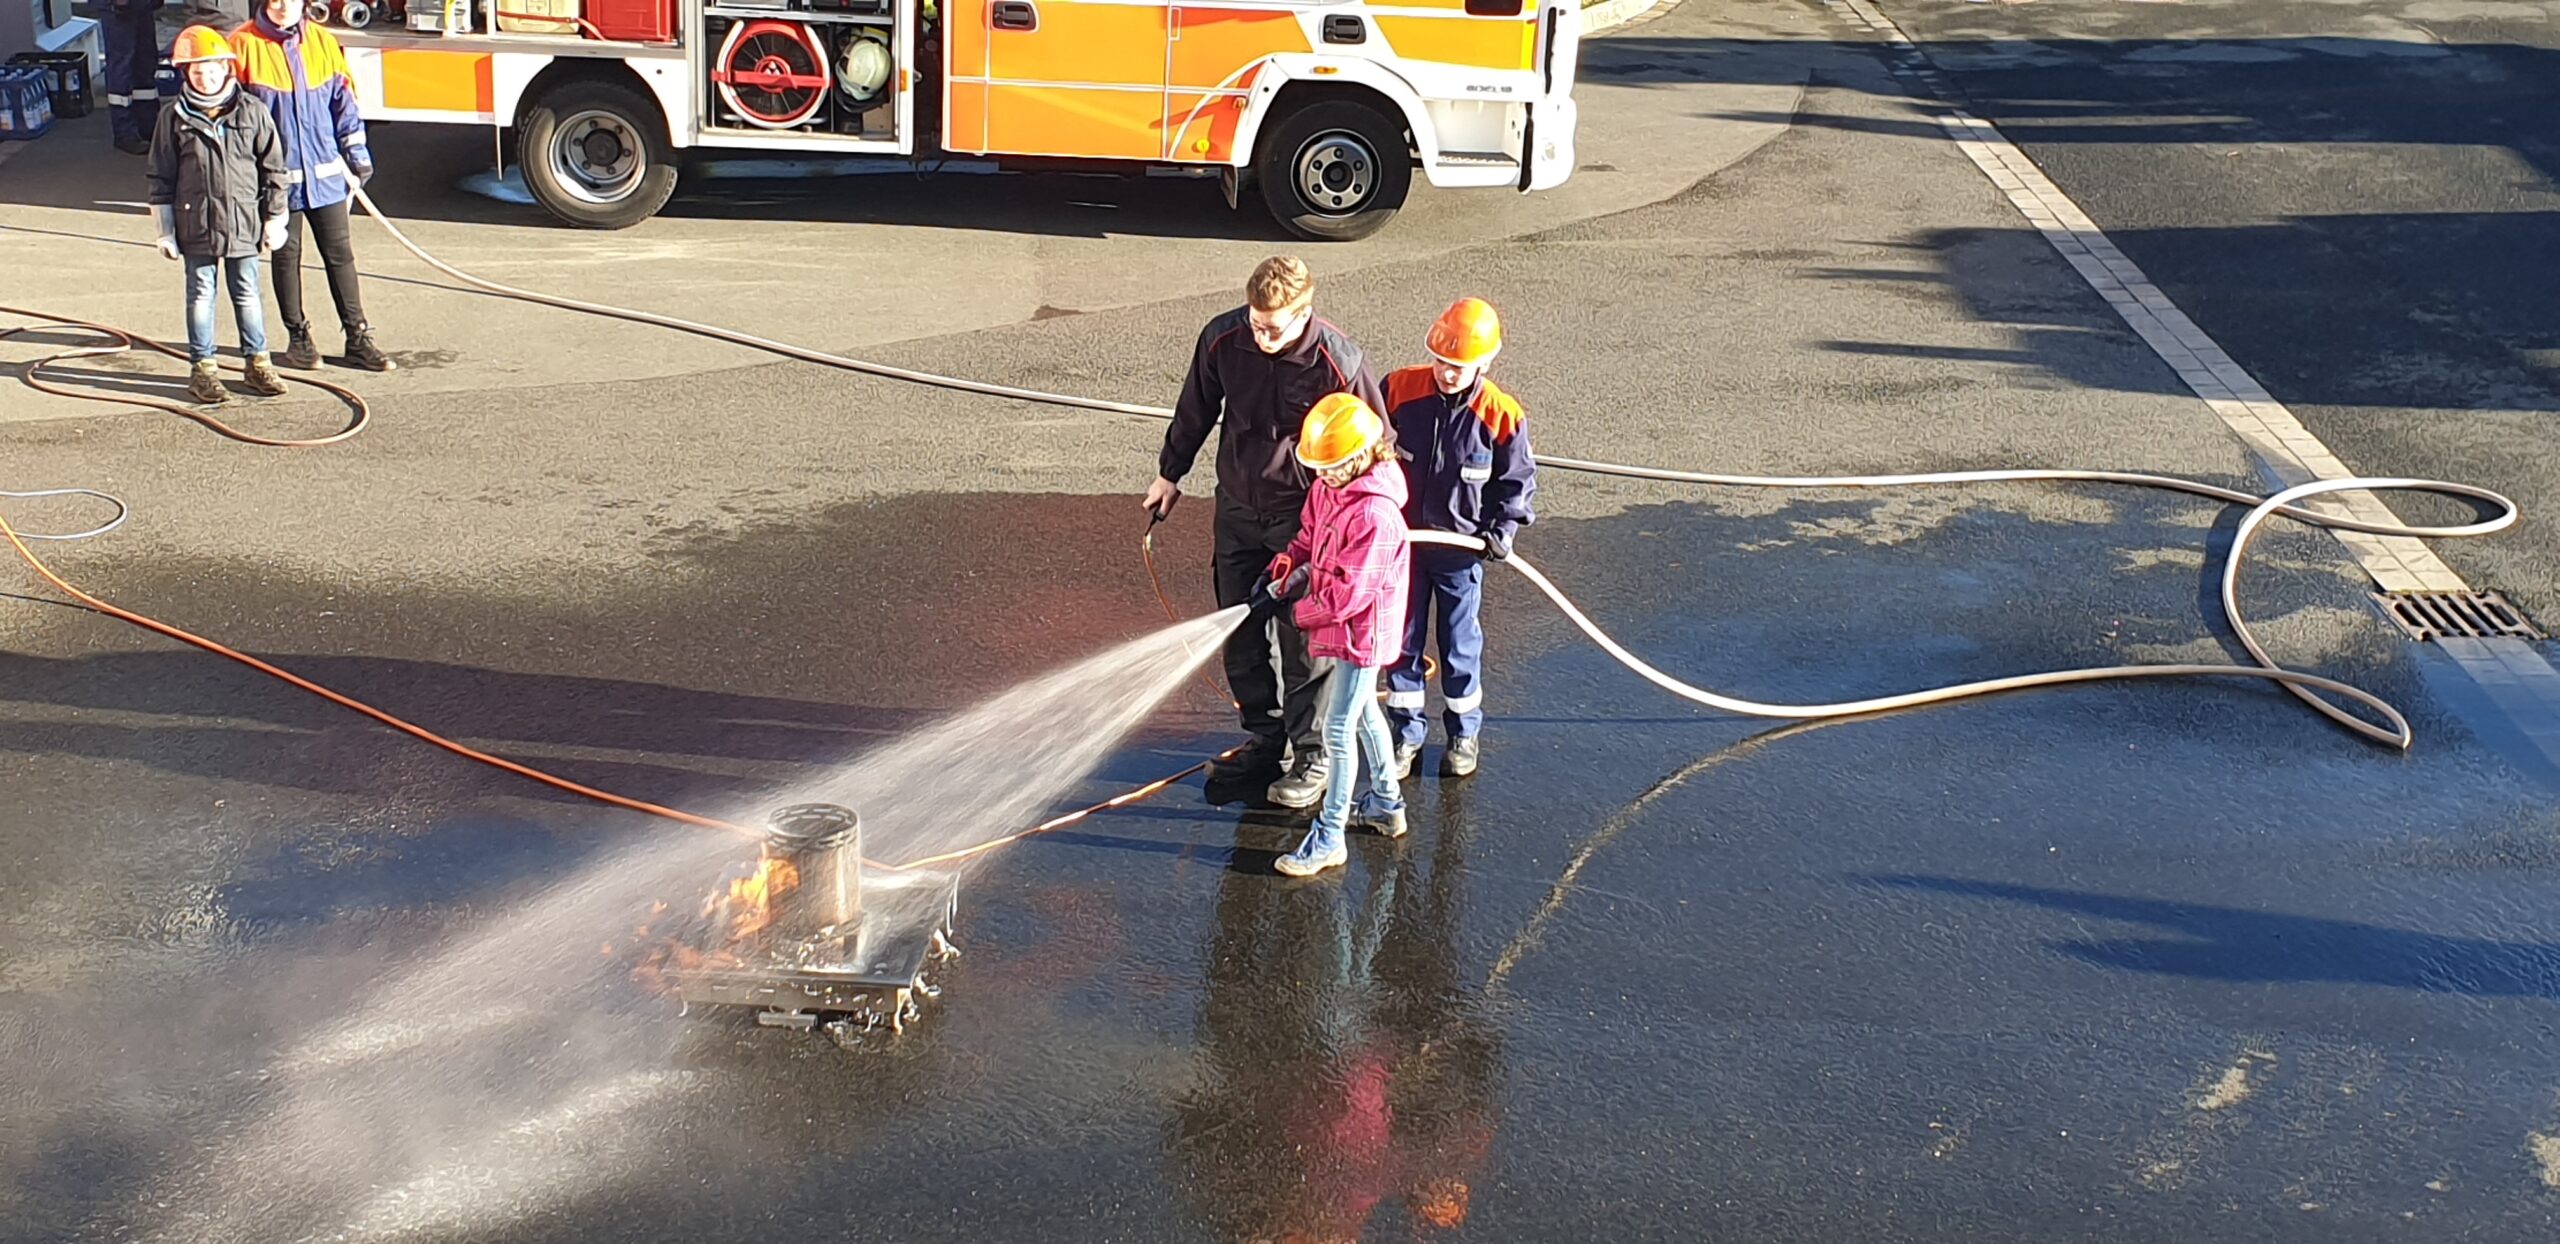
{"left": 0, "top": 308, "right": 1261, "bottom": 875}
{"left": 0, "top": 500, "right": 1242, "bottom": 865}
{"left": 0, "top": 504, "right": 762, "bottom": 839}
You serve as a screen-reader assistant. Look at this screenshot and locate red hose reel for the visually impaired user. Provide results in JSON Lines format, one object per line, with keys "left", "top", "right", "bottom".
{"left": 712, "top": 19, "right": 830, "bottom": 129}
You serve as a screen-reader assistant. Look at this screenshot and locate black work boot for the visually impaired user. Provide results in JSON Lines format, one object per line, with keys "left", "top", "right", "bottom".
{"left": 343, "top": 325, "right": 395, "bottom": 372}
{"left": 278, "top": 324, "right": 320, "bottom": 370}
{"left": 239, "top": 352, "right": 289, "bottom": 397}
{"left": 185, "top": 359, "right": 229, "bottom": 405}
{"left": 1441, "top": 736, "right": 1480, "bottom": 778}
{"left": 1267, "top": 748, "right": 1329, "bottom": 810}
{"left": 114, "top": 134, "right": 150, "bottom": 156}
{"left": 1205, "top": 739, "right": 1284, "bottom": 785}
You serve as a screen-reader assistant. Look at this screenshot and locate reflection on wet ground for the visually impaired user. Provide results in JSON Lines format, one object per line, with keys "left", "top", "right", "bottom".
{"left": 5, "top": 490, "right": 2559, "bottom": 1241}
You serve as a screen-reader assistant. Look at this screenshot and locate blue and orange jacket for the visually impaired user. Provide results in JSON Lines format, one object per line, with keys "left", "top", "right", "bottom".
{"left": 1384, "top": 367, "right": 1537, "bottom": 549}
{"left": 231, "top": 11, "right": 369, "bottom": 212}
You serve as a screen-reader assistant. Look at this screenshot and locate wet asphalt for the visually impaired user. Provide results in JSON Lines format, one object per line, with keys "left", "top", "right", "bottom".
{"left": 7, "top": 0, "right": 2560, "bottom": 1240}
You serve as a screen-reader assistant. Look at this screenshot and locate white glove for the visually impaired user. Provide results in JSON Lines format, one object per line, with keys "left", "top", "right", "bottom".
{"left": 262, "top": 216, "right": 289, "bottom": 253}
{"left": 156, "top": 235, "right": 182, "bottom": 261}
{"left": 152, "top": 205, "right": 180, "bottom": 260}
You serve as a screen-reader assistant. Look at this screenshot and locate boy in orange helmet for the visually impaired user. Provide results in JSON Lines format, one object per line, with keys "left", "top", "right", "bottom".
{"left": 1381, "top": 297, "right": 1537, "bottom": 779}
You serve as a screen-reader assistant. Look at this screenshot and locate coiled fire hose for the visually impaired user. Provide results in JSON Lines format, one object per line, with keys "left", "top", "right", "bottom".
{"left": 0, "top": 185, "right": 2524, "bottom": 868}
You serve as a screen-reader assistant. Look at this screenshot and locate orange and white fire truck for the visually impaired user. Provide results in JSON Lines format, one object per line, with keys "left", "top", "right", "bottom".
{"left": 323, "top": 0, "right": 1582, "bottom": 237}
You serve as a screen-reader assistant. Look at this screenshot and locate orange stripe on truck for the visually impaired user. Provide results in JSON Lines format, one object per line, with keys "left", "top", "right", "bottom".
{"left": 380, "top": 50, "right": 495, "bottom": 114}
{"left": 1168, "top": 9, "right": 1307, "bottom": 89}
{"left": 1373, "top": 15, "right": 1536, "bottom": 72}
{"left": 983, "top": 85, "right": 1164, "bottom": 160}
{"left": 989, "top": 1, "right": 1167, "bottom": 84}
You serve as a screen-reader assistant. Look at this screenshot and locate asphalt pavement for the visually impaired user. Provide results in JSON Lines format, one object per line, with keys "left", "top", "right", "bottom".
{"left": 3, "top": 0, "right": 2559, "bottom": 1240}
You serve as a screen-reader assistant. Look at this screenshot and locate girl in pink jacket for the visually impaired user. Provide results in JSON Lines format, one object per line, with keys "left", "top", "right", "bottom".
{"left": 1259, "top": 393, "right": 1413, "bottom": 876}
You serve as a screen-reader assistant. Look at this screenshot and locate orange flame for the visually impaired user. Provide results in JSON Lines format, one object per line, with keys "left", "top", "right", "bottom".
{"left": 724, "top": 850, "right": 799, "bottom": 941}
{"left": 626, "top": 852, "right": 801, "bottom": 997}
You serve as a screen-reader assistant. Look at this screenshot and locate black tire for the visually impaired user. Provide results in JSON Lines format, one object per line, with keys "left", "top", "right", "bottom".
{"left": 1254, "top": 99, "right": 1411, "bottom": 242}
{"left": 518, "top": 78, "right": 680, "bottom": 230}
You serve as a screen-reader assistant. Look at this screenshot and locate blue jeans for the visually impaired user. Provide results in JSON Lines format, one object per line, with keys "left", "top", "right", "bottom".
{"left": 1302, "top": 662, "right": 1403, "bottom": 851}
{"left": 1386, "top": 546, "right": 1486, "bottom": 746}
{"left": 185, "top": 255, "right": 268, "bottom": 364}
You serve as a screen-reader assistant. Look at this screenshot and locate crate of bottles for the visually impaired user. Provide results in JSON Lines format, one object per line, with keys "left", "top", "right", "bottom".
{"left": 0, "top": 67, "right": 59, "bottom": 141}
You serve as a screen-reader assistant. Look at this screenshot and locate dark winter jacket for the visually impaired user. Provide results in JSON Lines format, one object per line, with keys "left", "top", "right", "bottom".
{"left": 1160, "top": 309, "right": 1387, "bottom": 518}
{"left": 1383, "top": 367, "right": 1536, "bottom": 547}
{"left": 147, "top": 95, "right": 289, "bottom": 260}
{"left": 232, "top": 11, "right": 370, "bottom": 213}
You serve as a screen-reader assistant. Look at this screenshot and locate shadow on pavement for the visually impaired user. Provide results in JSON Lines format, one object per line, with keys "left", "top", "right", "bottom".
{"left": 1874, "top": 873, "right": 2560, "bottom": 998}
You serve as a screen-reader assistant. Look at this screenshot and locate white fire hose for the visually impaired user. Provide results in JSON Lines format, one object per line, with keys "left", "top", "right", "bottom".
{"left": 331, "top": 183, "right": 2519, "bottom": 750}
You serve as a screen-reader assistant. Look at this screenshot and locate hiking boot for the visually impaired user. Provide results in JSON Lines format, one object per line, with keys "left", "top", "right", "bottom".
{"left": 114, "top": 134, "right": 150, "bottom": 156}
{"left": 1441, "top": 736, "right": 1481, "bottom": 778}
{"left": 185, "top": 359, "right": 229, "bottom": 405}
{"left": 1205, "top": 740, "right": 1284, "bottom": 785}
{"left": 1392, "top": 742, "right": 1421, "bottom": 781}
{"left": 1267, "top": 749, "right": 1329, "bottom": 810}
{"left": 278, "top": 325, "right": 320, "bottom": 370}
{"left": 1273, "top": 827, "right": 1346, "bottom": 876}
{"left": 343, "top": 326, "right": 394, "bottom": 372}
{"left": 239, "top": 352, "right": 288, "bottom": 397}
{"left": 1352, "top": 791, "right": 1407, "bottom": 839}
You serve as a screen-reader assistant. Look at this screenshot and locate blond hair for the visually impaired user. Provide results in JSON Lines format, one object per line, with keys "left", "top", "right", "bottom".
{"left": 1317, "top": 439, "right": 1395, "bottom": 485}
{"left": 1247, "top": 256, "right": 1313, "bottom": 312}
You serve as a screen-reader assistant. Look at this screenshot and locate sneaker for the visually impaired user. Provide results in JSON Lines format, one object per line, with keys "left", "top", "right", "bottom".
{"left": 1273, "top": 828, "right": 1346, "bottom": 876}
{"left": 1392, "top": 742, "right": 1421, "bottom": 781}
{"left": 343, "top": 327, "right": 395, "bottom": 372}
{"left": 278, "top": 326, "right": 320, "bottom": 370}
{"left": 1442, "top": 736, "right": 1481, "bottom": 778}
{"left": 239, "top": 352, "right": 288, "bottom": 397}
{"left": 114, "top": 134, "right": 150, "bottom": 156}
{"left": 185, "top": 359, "right": 229, "bottom": 405}
{"left": 1267, "top": 749, "right": 1329, "bottom": 809}
{"left": 1205, "top": 740, "right": 1284, "bottom": 785}
{"left": 1352, "top": 792, "right": 1407, "bottom": 839}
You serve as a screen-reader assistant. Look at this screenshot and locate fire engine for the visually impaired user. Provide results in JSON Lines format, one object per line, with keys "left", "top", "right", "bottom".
{"left": 322, "top": 0, "right": 1583, "bottom": 238}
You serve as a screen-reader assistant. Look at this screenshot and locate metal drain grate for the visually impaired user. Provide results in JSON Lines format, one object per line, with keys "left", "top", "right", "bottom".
{"left": 2372, "top": 590, "right": 2545, "bottom": 643}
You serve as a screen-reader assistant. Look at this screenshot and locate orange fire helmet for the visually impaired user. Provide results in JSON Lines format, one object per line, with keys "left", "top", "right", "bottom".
{"left": 170, "top": 25, "right": 237, "bottom": 65}
{"left": 1425, "top": 297, "right": 1502, "bottom": 367}
{"left": 1295, "top": 392, "right": 1384, "bottom": 471}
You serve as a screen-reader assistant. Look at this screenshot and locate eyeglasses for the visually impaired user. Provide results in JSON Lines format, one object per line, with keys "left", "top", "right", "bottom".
{"left": 1248, "top": 304, "right": 1309, "bottom": 345}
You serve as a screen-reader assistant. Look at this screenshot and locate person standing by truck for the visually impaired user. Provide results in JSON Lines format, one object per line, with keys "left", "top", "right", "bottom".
{"left": 100, "top": 0, "right": 166, "bottom": 155}
{"left": 232, "top": 0, "right": 393, "bottom": 372}
{"left": 1147, "top": 257, "right": 1386, "bottom": 809}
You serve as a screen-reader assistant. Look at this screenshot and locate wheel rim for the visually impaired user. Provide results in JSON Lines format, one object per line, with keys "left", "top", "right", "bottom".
{"left": 548, "top": 109, "right": 645, "bottom": 205}
{"left": 1293, "top": 130, "right": 1378, "bottom": 216}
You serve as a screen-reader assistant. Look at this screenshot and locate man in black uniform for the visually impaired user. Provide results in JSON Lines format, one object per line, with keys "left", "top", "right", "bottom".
{"left": 101, "top": 0, "right": 168, "bottom": 155}
{"left": 1146, "top": 256, "right": 1386, "bottom": 808}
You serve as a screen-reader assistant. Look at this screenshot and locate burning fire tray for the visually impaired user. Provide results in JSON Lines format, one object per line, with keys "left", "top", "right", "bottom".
{"left": 661, "top": 803, "right": 960, "bottom": 1035}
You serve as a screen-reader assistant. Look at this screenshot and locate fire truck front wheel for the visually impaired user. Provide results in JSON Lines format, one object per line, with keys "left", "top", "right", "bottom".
{"left": 1256, "top": 100, "right": 1411, "bottom": 242}
{"left": 519, "top": 80, "right": 680, "bottom": 230}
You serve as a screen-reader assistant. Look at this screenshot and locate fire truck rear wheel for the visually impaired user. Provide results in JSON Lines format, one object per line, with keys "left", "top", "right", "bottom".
{"left": 1256, "top": 99, "right": 1410, "bottom": 242}
{"left": 519, "top": 79, "right": 680, "bottom": 230}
